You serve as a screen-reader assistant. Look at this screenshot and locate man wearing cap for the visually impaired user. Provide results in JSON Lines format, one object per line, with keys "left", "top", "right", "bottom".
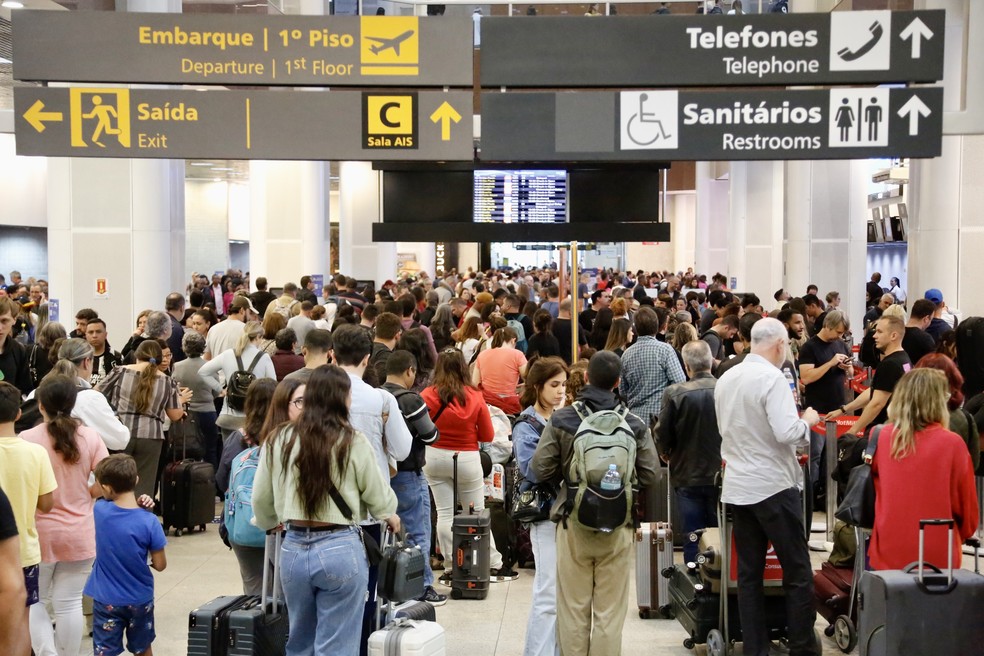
{"left": 923, "top": 288, "right": 952, "bottom": 344}
{"left": 205, "top": 296, "right": 256, "bottom": 360}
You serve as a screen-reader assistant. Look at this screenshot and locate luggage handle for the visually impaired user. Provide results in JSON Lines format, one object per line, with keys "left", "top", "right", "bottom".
{"left": 913, "top": 518, "right": 956, "bottom": 591}
{"left": 261, "top": 529, "right": 283, "bottom": 613}
{"left": 452, "top": 451, "right": 460, "bottom": 515}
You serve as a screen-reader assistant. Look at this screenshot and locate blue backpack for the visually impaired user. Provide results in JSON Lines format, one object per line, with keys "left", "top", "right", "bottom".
{"left": 225, "top": 447, "right": 266, "bottom": 548}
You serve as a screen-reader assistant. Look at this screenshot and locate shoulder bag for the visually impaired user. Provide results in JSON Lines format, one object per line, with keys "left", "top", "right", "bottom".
{"left": 834, "top": 425, "right": 882, "bottom": 529}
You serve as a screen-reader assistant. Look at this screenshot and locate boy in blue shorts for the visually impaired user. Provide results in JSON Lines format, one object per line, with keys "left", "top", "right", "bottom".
{"left": 84, "top": 455, "right": 167, "bottom": 656}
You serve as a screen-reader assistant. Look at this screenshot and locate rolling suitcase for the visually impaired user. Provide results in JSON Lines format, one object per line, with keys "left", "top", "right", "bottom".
{"left": 813, "top": 561, "right": 854, "bottom": 625}
{"left": 858, "top": 519, "right": 984, "bottom": 656}
{"left": 450, "top": 452, "right": 491, "bottom": 600}
{"left": 367, "top": 618, "right": 446, "bottom": 655}
{"left": 636, "top": 521, "right": 673, "bottom": 618}
{"left": 187, "top": 532, "right": 288, "bottom": 656}
{"left": 378, "top": 530, "right": 426, "bottom": 604}
{"left": 226, "top": 531, "right": 288, "bottom": 655}
{"left": 639, "top": 465, "right": 685, "bottom": 547}
{"left": 162, "top": 430, "right": 215, "bottom": 537}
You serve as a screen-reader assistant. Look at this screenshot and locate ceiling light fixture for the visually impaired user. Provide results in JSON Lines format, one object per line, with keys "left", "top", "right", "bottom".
{"left": 1, "top": 1, "right": 26, "bottom": 8}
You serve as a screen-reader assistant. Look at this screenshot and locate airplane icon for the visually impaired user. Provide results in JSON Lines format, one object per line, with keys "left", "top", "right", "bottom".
{"left": 366, "top": 30, "right": 415, "bottom": 56}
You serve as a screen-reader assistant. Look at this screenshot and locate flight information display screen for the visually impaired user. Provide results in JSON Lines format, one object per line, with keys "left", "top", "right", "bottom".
{"left": 474, "top": 170, "right": 567, "bottom": 223}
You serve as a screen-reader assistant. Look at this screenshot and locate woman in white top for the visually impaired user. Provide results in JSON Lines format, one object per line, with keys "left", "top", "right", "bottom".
{"left": 888, "top": 277, "right": 907, "bottom": 305}
{"left": 46, "top": 339, "right": 131, "bottom": 451}
{"left": 452, "top": 316, "right": 490, "bottom": 370}
{"left": 198, "top": 321, "right": 276, "bottom": 436}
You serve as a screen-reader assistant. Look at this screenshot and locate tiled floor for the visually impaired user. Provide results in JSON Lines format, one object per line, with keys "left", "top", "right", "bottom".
{"left": 71, "top": 513, "right": 979, "bottom": 656}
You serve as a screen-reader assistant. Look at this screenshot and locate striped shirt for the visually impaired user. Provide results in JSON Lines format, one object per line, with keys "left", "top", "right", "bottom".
{"left": 97, "top": 367, "right": 181, "bottom": 441}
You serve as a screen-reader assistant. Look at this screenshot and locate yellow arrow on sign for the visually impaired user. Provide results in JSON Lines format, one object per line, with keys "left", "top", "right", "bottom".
{"left": 430, "top": 101, "right": 462, "bottom": 141}
{"left": 23, "top": 100, "right": 64, "bottom": 133}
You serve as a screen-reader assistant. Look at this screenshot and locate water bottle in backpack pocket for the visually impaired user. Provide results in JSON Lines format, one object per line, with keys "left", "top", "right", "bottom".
{"left": 566, "top": 402, "right": 637, "bottom": 533}
{"left": 225, "top": 446, "right": 267, "bottom": 548}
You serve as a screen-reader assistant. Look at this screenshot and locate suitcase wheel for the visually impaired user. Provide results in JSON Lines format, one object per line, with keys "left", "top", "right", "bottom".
{"left": 658, "top": 604, "right": 673, "bottom": 619}
{"left": 450, "top": 588, "right": 462, "bottom": 600}
{"left": 824, "top": 625, "right": 835, "bottom": 637}
{"left": 661, "top": 566, "right": 675, "bottom": 579}
{"left": 175, "top": 528, "right": 183, "bottom": 537}
{"left": 832, "top": 615, "right": 857, "bottom": 653}
{"left": 682, "top": 637, "right": 695, "bottom": 650}
{"left": 706, "top": 629, "right": 726, "bottom": 656}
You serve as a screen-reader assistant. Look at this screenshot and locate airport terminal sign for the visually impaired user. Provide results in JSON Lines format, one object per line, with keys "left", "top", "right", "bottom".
{"left": 14, "top": 87, "right": 472, "bottom": 161}
{"left": 480, "top": 11, "right": 944, "bottom": 87}
{"left": 12, "top": 11, "right": 472, "bottom": 87}
{"left": 479, "top": 87, "right": 942, "bottom": 162}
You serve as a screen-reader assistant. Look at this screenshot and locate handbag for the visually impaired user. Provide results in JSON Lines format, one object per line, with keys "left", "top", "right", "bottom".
{"left": 376, "top": 529, "right": 426, "bottom": 603}
{"left": 834, "top": 425, "right": 882, "bottom": 529}
{"left": 327, "top": 485, "right": 383, "bottom": 566}
{"left": 511, "top": 482, "right": 555, "bottom": 523}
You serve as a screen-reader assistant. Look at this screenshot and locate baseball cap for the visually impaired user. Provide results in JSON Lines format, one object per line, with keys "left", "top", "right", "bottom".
{"left": 230, "top": 295, "right": 258, "bottom": 315}
{"left": 924, "top": 288, "right": 944, "bottom": 304}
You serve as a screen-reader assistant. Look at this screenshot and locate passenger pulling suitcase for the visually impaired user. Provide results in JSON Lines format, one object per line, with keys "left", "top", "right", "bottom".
{"left": 858, "top": 519, "right": 984, "bottom": 656}
{"left": 162, "top": 430, "right": 215, "bottom": 537}
{"left": 187, "top": 531, "right": 288, "bottom": 656}
{"left": 450, "top": 452, "right": 491, "bottom": 600}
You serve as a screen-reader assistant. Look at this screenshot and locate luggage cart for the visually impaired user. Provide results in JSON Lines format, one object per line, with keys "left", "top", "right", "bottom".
{"left": 703, "top": 455, "right": 821, "bottom": 656}
{"left": 818, "top": 525, "right": 867, "bottom": 653}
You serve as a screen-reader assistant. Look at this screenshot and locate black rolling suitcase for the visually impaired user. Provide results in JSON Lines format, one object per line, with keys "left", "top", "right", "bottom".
{"left": 187, "top": 532, "right": 288, "bottom": 656}
{"left": 162, "top": 427, "right": 215, "bottom": 537}
{"left": 858, "top": 519, "right": 984, "bottom": 656}
{"left": 450, "top": 452, "right": 491, "bottom": 600}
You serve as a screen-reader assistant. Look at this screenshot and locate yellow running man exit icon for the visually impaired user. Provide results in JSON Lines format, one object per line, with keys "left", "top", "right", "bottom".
{"left": 360, "top": 17, "right": 419, "bottom": 76}
{"left": 70, "top": 89, "right": 131, "bottom": 148}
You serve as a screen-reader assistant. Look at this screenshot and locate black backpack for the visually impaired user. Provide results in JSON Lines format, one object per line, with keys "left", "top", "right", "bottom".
{"left": 770, "top": 0, "right": 788, "bottom": 12}
{"left": 227, "top": 352, "right": 263, "bottom": 412}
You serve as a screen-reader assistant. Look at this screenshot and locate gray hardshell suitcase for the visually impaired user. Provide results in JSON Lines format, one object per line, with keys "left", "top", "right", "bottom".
{"left": 636, "top": 521, "right": 674, "bottom": 618}
{"left": 859, "top": 519, "right": 984, "bottom": 655}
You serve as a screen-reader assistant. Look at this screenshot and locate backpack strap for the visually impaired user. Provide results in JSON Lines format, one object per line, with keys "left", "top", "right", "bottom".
{"left": 245, "top": 351, "right": 264, "bottom": 374}
{"left": 235, "top": 354, "right": 245, "bottom": 371}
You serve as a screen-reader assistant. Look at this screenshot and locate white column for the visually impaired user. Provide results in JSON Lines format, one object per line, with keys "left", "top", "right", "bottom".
{"left": 669, "top": 192, "right": 697, "bottom": 275}
{"left": 248, "top": 161, "right": 328, "bottom": 289}
{"left": 46, "top": 0, "right": 183, "bottom": 339}
{"left": 782, "top": 160, "right": 868, "bottom": 326}
{"left": 694, "top": 161, "right": 729, "bottom": 279}
{"left": 338, "top": 161, "right": 396, "bottom": 287}
{"left": 726, "top": 160, "right": 784, "bottom": 297}
{"left": 909, "top": 0, "right": 984, "bottom": 318}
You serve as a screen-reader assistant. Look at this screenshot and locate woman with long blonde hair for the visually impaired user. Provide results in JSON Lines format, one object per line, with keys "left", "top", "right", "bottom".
{"left": 869, "top": 368, "right": 979, "bottom": 570}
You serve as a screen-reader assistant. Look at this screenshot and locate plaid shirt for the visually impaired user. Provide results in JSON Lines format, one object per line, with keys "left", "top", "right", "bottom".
{"left": 620, "top": 336, "right": 686, "bottom": 427}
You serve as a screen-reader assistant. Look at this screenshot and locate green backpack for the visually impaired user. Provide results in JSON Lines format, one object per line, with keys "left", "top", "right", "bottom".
{"left": 565, "top": 402, "right": 637, "bottom": 532}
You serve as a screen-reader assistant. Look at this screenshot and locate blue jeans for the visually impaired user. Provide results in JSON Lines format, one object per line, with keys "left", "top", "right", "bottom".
{"left": 676, "top": 485, "right": 719, "bottom": 564}
{"left": 391, "top": 470, "right": 433, "bottom": 587}
{"left": 280, "top": 527, "right": 368, "bottom": 656}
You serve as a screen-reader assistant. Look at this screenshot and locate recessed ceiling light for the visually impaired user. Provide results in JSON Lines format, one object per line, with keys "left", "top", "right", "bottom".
{"left": 2, "top": 1, "right": 26, "bottom": 8}
{"left": 190, "top": 162, "right": 213, "bottom": 167}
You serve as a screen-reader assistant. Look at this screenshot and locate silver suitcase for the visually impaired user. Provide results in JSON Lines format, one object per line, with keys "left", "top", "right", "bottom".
{"left": 636, "top": 521, "right": 674, "bottom": 619}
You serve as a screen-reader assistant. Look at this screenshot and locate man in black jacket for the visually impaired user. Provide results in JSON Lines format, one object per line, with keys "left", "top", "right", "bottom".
{"left": 381, "top": 350, "right": 445, "bottom": 606}
{"left": 531, "top": 351, "right": 659, "bottom": 656}
{"left": 0, "top": 297, "right": 32, "bottom": 395}
{"left": 656, "top": 340, "right": 722, "bottom": 564}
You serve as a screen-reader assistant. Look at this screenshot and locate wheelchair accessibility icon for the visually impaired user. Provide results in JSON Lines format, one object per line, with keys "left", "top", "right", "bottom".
{"left": 620, "top": 90, "right": 678, "bottom": 151}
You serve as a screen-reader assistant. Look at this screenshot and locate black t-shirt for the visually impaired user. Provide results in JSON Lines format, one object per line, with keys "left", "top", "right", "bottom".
{"left": 0, "top": 335, "right": 32, "bottom": 395}
{"left": 902, "top": 327, "right": 936, "bottom": 368}
{"left": 527, "top": 332, "right": 563, "bottom": 360}
{"left": 577, "top": 308, "right": 597, "bottom": 334}
{"left": 552, "top": 319, "right": 587, "bottom": 366}
{"left": 0, "top": 487, "right": 17, "bottom": 541}
{"left": 870, "top": 350, "right": 912, "bottom": 426}
{"left": 798, "top": 335, "right": 850, "bottom": 413}
{"left": 866, "top": 281, "right": 884, "bottom": 306}
{"left": 250, "top": 290, "right": 277, "bottom": 318}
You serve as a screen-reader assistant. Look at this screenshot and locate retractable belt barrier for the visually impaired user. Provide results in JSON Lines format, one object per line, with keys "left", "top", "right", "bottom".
{"left": 812, "top": 418, "right": 857, "bottom": 542}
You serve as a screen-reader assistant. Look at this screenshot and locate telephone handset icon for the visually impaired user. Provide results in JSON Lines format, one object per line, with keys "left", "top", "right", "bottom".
{"left": 837, "top": 21, "right": 884, "bottom": 62}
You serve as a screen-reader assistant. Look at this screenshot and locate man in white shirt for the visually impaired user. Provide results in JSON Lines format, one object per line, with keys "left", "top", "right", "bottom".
{"left": 331, "top": 324, "right": 412, "bottom": 653}
{"left": 204, "top": 297, "right": 255, "bottom": 360}
{"left": 714, "top": 318, "right": 820, "bottom": 656}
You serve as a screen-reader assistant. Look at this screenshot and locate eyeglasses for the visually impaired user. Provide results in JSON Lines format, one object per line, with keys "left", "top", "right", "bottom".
{"left": 290, "top": 397, "right": 304, "bottom": 409}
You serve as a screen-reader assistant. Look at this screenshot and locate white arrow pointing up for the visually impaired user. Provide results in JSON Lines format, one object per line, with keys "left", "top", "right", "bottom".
{"left": 898, "top": 95, "right": 932, "bottom": 136}
{"left": 900, "top": 17, "right": 933, "bottom": 59}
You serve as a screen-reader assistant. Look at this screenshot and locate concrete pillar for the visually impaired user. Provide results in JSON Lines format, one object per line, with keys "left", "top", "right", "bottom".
{"left": 47, "top": 0, "right": 183, "bottom": 339}
{"left": 248, "top": 161, "right": 329, "bottom": 290}
{"left": 909, "top": 0, "right": 984, "bottom": 318}
{"left": 727, "top": 161, "right": 784, "bottom": 297}
{"left": 338, "top": 161, "right": 396, "bottom": 287}
{"left": 694, "top": 161, "right": 729, "bottom": 281}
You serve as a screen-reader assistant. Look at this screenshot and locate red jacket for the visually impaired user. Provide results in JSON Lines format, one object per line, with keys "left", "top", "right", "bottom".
{"left": 421, "top": 386, "right": 493, "bottom": 452}
{"left": 870, "top": 423, "right": 979, "bottom": 571}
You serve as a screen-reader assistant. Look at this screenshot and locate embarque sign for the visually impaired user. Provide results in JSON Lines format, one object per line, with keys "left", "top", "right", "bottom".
{"left": 480, "top": 11, "right": 944, "bottom": 88}
{"left": 479, "top": 87, "right": 942, "bottom": 162}
{"left": 12, "top": 11, "right": 472, "bottom": 87}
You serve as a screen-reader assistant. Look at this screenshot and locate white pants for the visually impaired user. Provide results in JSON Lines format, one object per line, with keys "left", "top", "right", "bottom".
{"left": 524, "top": 520, "right": 560, "bottom": 656}
{"left": 423, "top": 447, "right": 503, "bottom": 570}
{"left": 29, "top": 558, "right": 94, "bottom": 656}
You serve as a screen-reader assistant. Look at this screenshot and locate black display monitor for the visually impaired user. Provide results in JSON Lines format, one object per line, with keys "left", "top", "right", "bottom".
{"left": 568, "top": 170, "right": 660, "bottom": 222}
{"left": 381, "top": 170, "right": 473, "bottom": 223}
{"left": 473, "top": 169, "right": 568, "bottom": 223}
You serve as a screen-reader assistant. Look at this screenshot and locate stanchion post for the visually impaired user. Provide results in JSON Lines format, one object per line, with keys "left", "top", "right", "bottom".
{"left": 569, "top": 240, "right": 579, "bottom": 364}
{"left": 825, "top": 419, "right": 839, "bottom": 543}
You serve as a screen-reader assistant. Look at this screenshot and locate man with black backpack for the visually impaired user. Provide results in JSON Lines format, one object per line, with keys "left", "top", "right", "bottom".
{"left": 531, "top": 351, "right": 660, "bottom": 656}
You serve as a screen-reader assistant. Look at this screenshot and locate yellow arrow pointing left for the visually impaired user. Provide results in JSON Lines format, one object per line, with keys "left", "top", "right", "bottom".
{"left": 24, "top": 100, "right": 64, "bottom": 133}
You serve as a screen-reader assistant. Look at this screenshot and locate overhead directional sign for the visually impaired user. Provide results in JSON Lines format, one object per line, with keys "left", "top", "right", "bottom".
{"left": 479, "top": 87, "right": 943, "bottom": 162}
{"left": 480, "top": 11, "right": 944, "bottom": 87}
{"left": 12, "top": 10, "right": 472, "bottom": 87}
{"left": 14, "top": 87, "right": 472, "bottom": 161}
